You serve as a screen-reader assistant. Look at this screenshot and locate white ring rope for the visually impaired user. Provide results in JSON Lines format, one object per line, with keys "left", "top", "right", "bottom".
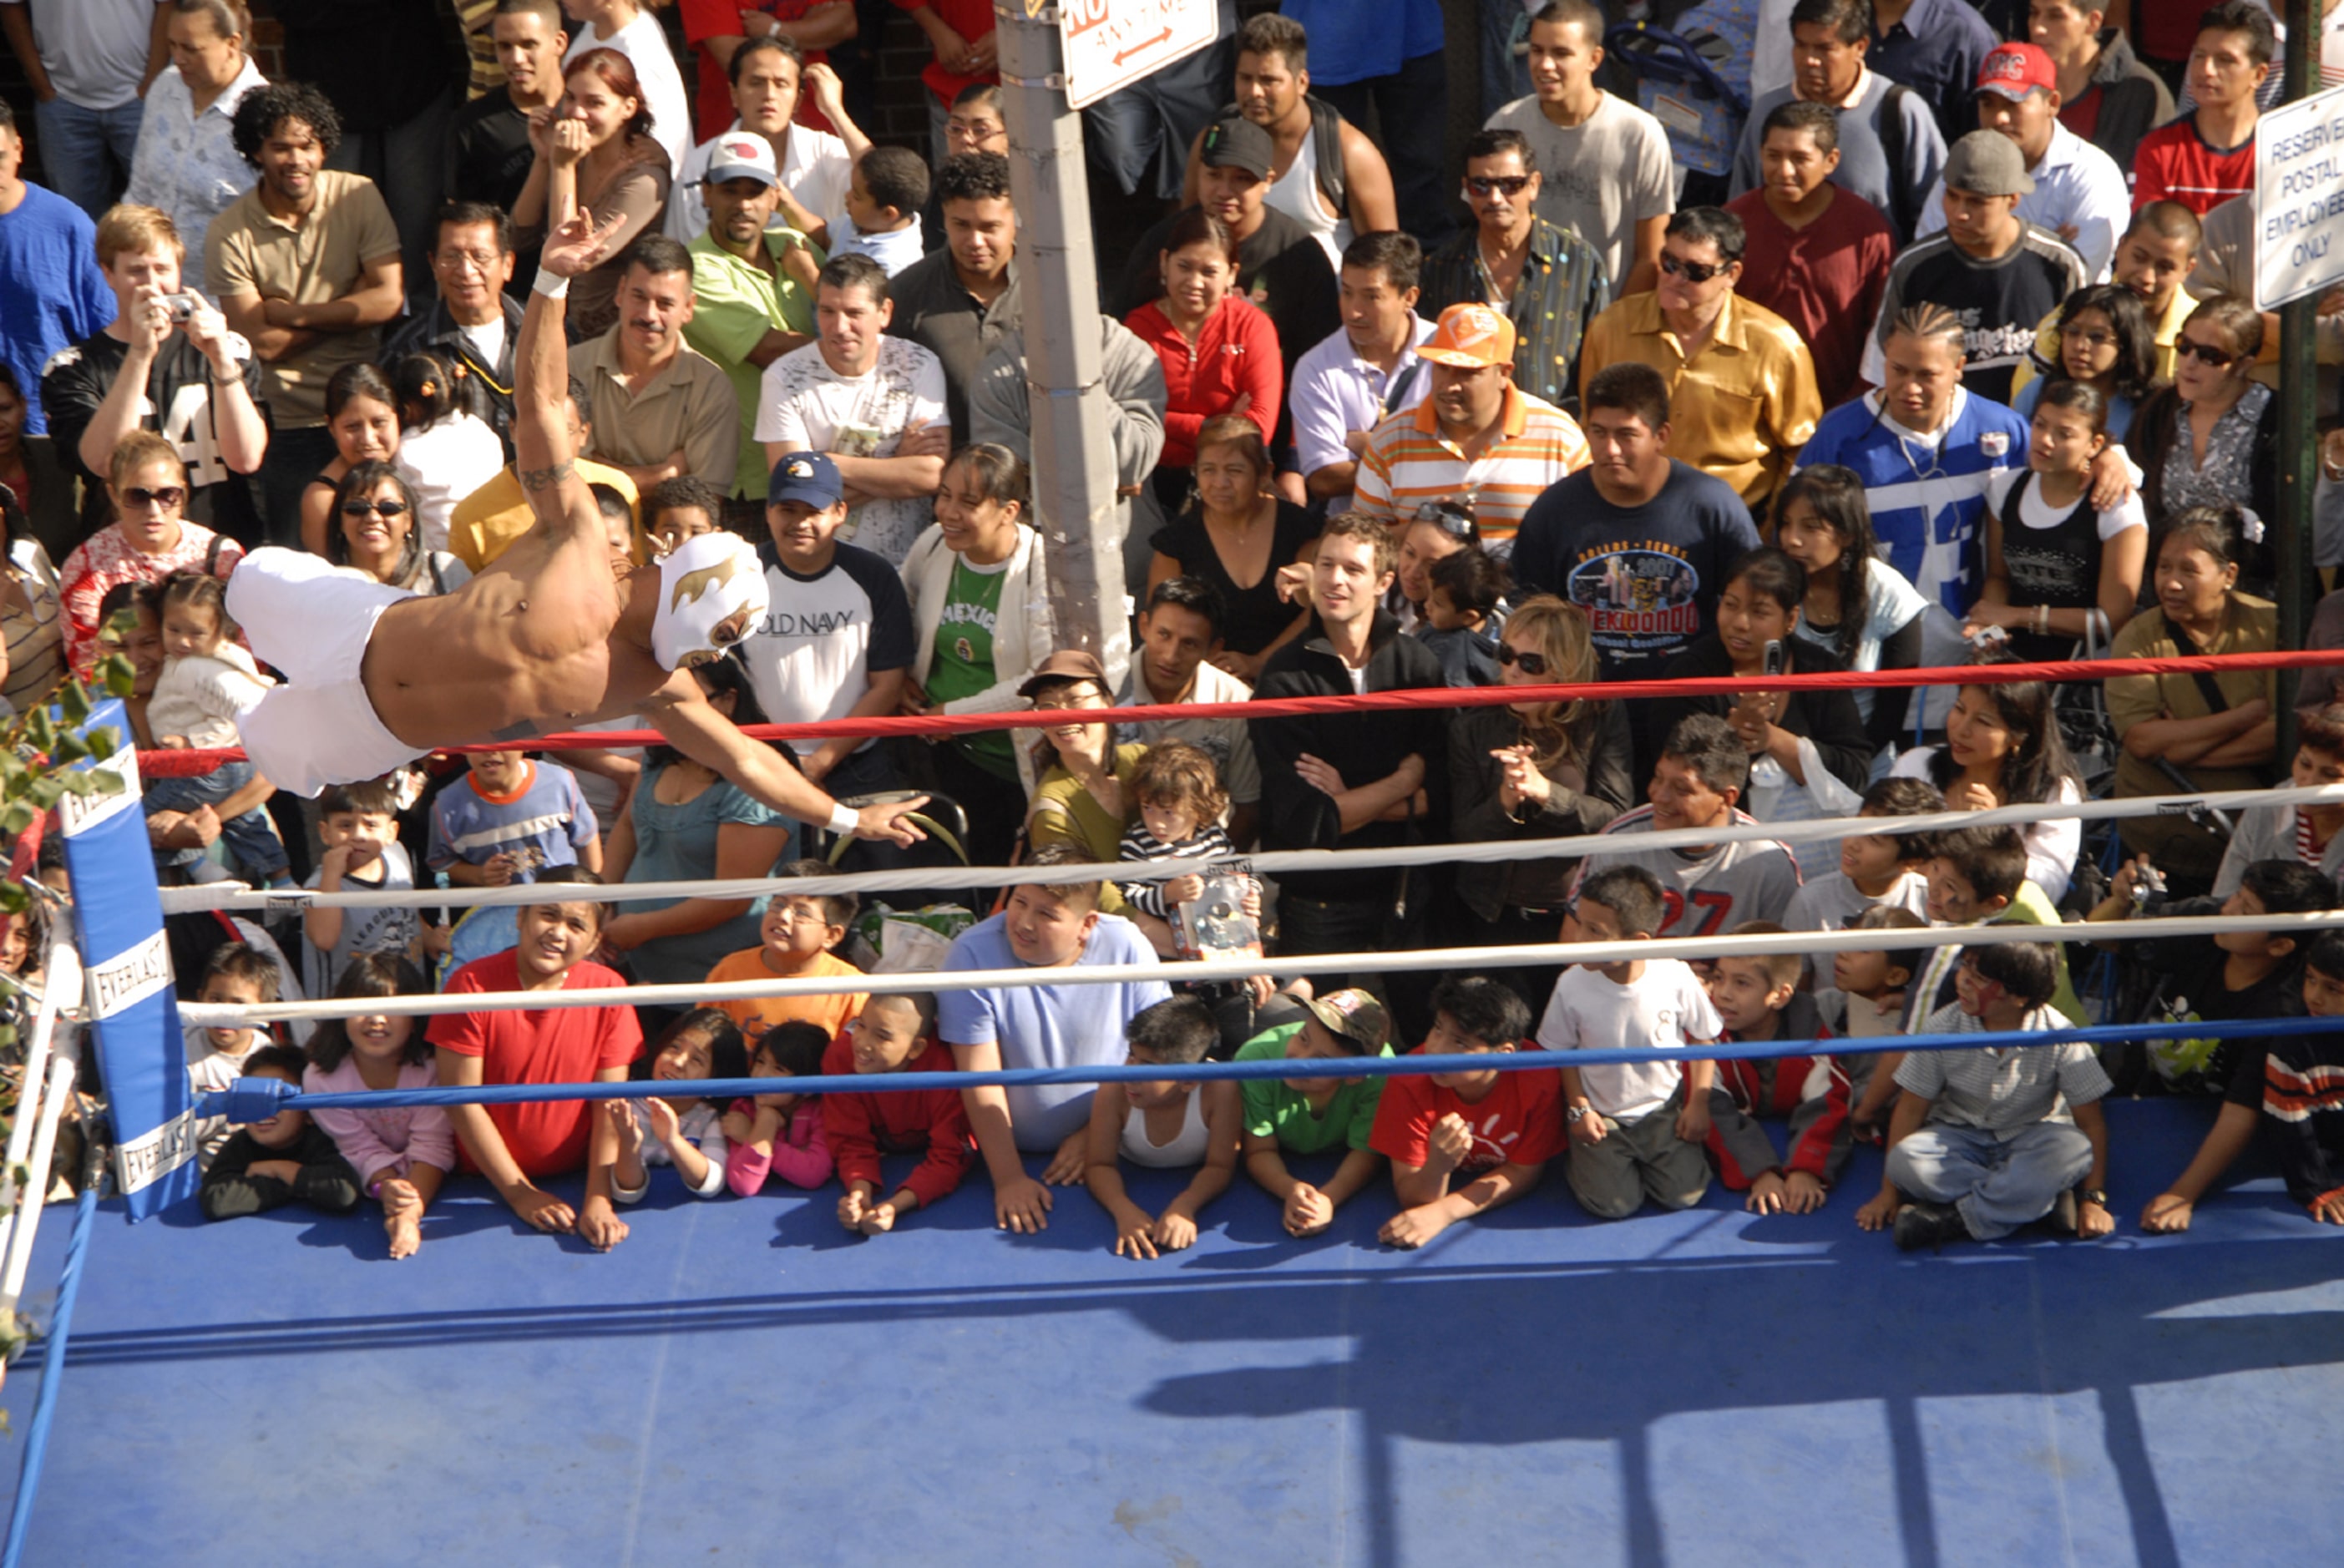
{"left": 175, "top": 908, "right": 2344, "bottom": 1027}
{"left": 154, "top": 782, "right": 2344, "bottom": 915}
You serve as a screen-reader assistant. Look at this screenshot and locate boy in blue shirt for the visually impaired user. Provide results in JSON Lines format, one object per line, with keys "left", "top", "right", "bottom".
{"left": 426, "top": 750, "right": 601, "bottom": 885}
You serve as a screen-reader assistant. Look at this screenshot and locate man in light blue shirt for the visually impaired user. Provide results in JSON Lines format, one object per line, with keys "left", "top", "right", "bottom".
{"left": 939, "top": 842, "right": 1173, "bottom": 1232}
{"left": 1291, "top": 229, "right": 1434, "bottom": 513}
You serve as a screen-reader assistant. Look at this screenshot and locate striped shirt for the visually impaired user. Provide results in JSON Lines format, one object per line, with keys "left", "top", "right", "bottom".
{"left": 1117, "top": 821, "right": 1238, "bottom": 922}
{"left": 1416, "top": 215, "right": 1612, "bottom": 412}
{"left": 1351, "top": 384, "right": 1589, "bottom": 553}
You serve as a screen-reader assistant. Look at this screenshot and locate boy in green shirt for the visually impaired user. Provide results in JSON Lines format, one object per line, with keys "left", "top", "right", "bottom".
{"left": 1238, "top": 989, "right": 1393, "bottom": 1237}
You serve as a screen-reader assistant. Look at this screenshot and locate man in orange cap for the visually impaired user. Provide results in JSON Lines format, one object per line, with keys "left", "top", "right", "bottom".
{"left": 1349, "top": 300, "right": 1587, "bottom": 555}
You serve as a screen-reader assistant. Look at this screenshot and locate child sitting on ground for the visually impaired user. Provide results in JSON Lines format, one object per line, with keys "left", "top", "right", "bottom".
{"left": 1237, "top": 989, "right": 1393, "bottom": 1237}
{"left": 1782, "top": 776, "right": 1940, "bottom": 940}
{"left": 724, "top": 1020, "right": 835, "bottom": 1196}
{"left": 831, "top": 145, "right": 929, "bottom": 277}
{"left": 301, "top": 954, "right": 454, "bottom": 1259}
{"left": 200, "top": 1044, "right": 363, "bottom": 1222}
{"left": 703, "top": 860, "right": 868, "bottom": 1043}
{"left": 426, "top": 748, "right": 601, "bottom": 886}
{"left": 1085, "top": 994, "right": 1243, "bottom": 1257}
{"left": 1540, "top": 867, "right": 1724, "bottom": 1220}
{"left": 643, "top": 474, "right": 723, "bottom": 555}
{"left": 1704, "top": 924, "right": 1849, "bottom": 1214}
{"left": 609, "top": 1008, "right": 751, "bottom": 1201}
{"left": 2144, "top": 928, "right": 2344, "bottom": 1232}
{"left": 185, "top": 943, "right": 281, "bottom": 1166}
{"left": 1418, "top": 548, "right": 1508, "bottom": 687}
{"left": 1115, "top": 743, "right": 1264, "bottom": 1053}
{"left": 301, "top": 779, "right": 422, "bottom": 998}
{"left": 824, "top": 994, "right": 974, "bottom": 1236}
{"left": 146, "top": 572, "right": 289, "bottom": 887}
{"left": 2088, "top": 856, "right": 2330, "bottom": 1093}
{"left": 1372, "top": 974, "right": 1562, "bottom": 1247}
{"left": 1859, "top": 939, "right": 2114, "bottom": 1250}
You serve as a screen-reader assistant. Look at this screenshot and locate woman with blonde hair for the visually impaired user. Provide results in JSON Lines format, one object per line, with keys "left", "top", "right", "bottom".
{"left": 1448, "top": 594, "right": 1635, "bottom": 1009}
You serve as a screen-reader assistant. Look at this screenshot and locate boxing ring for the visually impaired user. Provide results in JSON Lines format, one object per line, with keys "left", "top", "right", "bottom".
{"left": 4, "top": 661, "right": 2344, "bottom": 1565}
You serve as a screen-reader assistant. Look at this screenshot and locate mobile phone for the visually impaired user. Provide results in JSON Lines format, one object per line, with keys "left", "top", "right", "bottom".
{"left": 1762, "top": 639, "right": 1784, "bottom": 678}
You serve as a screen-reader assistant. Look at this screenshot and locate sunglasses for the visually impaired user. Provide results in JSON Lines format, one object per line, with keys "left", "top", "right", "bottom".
{"left": 1464, "top": 175, "right": 1531, "bottom": 198}
{"left": 341, "top": 498, "right": 410, "bottom": 518}
{"left": 1658, "top": 252, "right": 1729, "bottom": 284}
{"left": 1412, "top": 500, "right": 1477, "bottom": 539}
{"left": 2174, "top": 338, "right": 2239, "bottom": 367}
{"left": 1494, "top": 643, "right": 1550, "bottom": 676}
{"left": 121, "top": 485, "right": 186, "bottom": 509}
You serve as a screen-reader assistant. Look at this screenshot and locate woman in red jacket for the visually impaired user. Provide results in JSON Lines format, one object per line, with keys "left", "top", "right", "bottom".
{"left": 1125, "top": 209, "right": 1283, "bottom": 520}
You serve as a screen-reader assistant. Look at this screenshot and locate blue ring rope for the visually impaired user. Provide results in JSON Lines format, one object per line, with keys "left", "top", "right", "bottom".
{"left": 2, "top": 1186, "right": 99, "bottom": 1568}
{"left": 199, "top": 1013, "right": 2337, "bottom": 1118}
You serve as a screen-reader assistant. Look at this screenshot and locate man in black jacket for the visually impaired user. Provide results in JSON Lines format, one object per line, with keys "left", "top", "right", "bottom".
{"left": 1250, "top": 513, "right": 1446, "bottom": 1032}
{"left": 386, "top": 201, "right": 524, "bottom": 456}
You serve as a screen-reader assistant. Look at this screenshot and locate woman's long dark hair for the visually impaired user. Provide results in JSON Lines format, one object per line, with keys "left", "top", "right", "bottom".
{"left": 2046, "top": 284, "right": 2160, "bottom": 405}
{"left": 306, "top": 953, "right": 433, "bottom": 1073}
{"left": 1927, "top": 655, "right": 2083, "bottom": 807}
{"left": 1772, "top": 465, "right": 1876, "bottom": 665}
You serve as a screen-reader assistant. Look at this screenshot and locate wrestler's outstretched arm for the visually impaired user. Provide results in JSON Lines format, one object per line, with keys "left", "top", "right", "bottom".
{"left": 514, "top": 209, "right": 628, "bottom": 537}
{"left": 640, "top": 668, "right": 930, "bottom": 847}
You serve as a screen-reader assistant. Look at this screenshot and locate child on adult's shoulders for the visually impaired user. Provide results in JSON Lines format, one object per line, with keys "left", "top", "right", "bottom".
{"left": 1085, "top": 995, "right": 1243, "bottom": 1258}
{"left": 610, "top": 1009, "right": 750, "bottom": 1202}
{"left": 826, "top": 994, "right": 974, "bottom": 1237}
{"left": 724, "top": 1021, "right": 836, "bottom": 1196}
{"left": 1372, "top": 976, "right": 1563, "bottom": 1248}
{"left": 704, "top": 859, "right": 869, "bottom": 1044}
{"left": 200, "top": 1046, "right": 364, "bottom": 1222}
{"left": 1238, "top": 988, "right": 1392, "bottom": 1238}
{"left": 1857, "top": 940, "right": 2114, "bottom": 1250}
{"left": 1539, "top": 868, "right": 1722, "bottom": 1221}
{"left": 301, "top": 954, "right": 455, "bottom": 1258}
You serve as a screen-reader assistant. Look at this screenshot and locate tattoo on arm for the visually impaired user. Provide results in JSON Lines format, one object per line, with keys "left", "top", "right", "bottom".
{"left": 517, "top": 458, "right": 575, "bottom": 493}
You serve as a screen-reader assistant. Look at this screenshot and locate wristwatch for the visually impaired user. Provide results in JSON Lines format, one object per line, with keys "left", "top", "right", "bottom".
{"left": 2078, "top": 1187, "right": 2109, "bottom": 1207}
{"left": 1565, "top": 1104, "right": 1589, "bottom": 1125}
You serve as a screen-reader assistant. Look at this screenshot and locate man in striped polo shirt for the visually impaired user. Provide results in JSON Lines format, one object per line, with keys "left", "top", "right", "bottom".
{"left": 1349, "top": 301, "right": 1588, "bottom": 555}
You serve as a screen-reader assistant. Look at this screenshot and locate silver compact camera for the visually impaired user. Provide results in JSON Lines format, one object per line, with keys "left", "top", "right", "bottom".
{"left": 162, "top": 291, "right": 203, "bottom": 323}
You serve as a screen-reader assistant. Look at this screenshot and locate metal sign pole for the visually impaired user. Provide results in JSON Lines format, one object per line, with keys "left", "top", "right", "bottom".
{"left": 996, "top": 2, "right": 1130, "bottom": 684}
{"left": 2275, "top": 0, "right": 2321, "bottom": 761}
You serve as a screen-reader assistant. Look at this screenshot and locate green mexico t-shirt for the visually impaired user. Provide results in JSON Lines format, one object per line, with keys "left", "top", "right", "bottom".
{"left": 926, "top": 554, "right": 1015, "bottom": 776}
{"left": 1236, "top": 1025, "right": 1393, "bottom": 1154}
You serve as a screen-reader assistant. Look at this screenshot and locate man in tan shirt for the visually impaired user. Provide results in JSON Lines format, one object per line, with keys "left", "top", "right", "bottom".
{"left": 1579, "top": 206, "right": 1820, "bottom": 519}
{"left": 579, "top": 232, "right": 740, "bottom": 500}
{"left": 204, "top": 82, "right": 402, "bottom": 548}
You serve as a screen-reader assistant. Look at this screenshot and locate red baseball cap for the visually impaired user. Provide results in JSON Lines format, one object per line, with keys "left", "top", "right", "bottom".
{"left": 1976, "top": 43, "right": 2057, "bottom": 101}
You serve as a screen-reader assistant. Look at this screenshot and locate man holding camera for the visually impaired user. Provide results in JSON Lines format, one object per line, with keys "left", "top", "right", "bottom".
{"left": 43, "top": 202, "right": 268, "bottom": 543}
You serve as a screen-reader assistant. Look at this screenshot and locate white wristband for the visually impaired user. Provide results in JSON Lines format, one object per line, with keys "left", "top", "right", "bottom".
{"left": 531, "top": 269, "right": 570, "bottom": 300}
{"left": 826, "top": 802, "right": 859, "bottom": 837}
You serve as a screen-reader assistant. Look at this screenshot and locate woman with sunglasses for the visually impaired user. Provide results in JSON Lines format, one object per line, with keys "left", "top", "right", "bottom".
{"left": 298, "top": 362, "right": 402, "bottom": 559}
{"left": 2133, "top": 294, "right": 2279, "bottom": 584}
{"left": 326, "top": 462, "right": 473, "bottom": 596}
{"left": 1447, "top": 594, "right": 1633, "bottom": 1013}
{"left": 1144, "top": 415, "right": 1317, "bottom": 681}
{"left": 58, "top": 430, "right": 243, "bottom": 675}
{"left": 1649, "top": 546, "right": 1874, "bottom": 879}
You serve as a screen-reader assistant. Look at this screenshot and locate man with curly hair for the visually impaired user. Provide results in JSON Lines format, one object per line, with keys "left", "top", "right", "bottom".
{"left": 203, "top": 80, "right": 404, "bottom": 547}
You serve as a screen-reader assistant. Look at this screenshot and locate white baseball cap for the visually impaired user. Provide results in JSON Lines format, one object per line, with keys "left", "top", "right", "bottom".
{"left": 703, "top": 132, "right": 779, "bottom": 188}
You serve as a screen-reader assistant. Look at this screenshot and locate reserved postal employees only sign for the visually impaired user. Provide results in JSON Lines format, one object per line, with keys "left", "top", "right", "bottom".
{"left": 1057, "top": 0, "right": 1219, "bottom": 110}
{"left": 2256, "top": 83, "right": 2344, "bottom": 309}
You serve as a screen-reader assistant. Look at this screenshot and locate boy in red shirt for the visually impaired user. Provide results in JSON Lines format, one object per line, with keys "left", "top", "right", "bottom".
{"left": 827, "top": 994, "right": 974, "bottom": 1236}
{"left": 429, "top": 874, "right": 642, "bottom": 1251}
{"left": 1369, "top": 976, "right": 1563, "bottom": 1249}
{"left": 1704, "top": 923, "right": 1848, "bottom": 1216}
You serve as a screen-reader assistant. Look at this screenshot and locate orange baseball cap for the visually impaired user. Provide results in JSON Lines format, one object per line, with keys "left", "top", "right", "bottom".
{"left": 1419, "top": 303, "right": 1516, "bottom": 368}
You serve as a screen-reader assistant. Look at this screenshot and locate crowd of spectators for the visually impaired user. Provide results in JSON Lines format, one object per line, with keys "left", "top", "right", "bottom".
{"left": 2, "top": 0, "right": 2344, "bottom": 1253}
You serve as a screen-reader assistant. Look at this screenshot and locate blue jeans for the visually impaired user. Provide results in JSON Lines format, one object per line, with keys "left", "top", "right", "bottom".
{"left": 1887, "top": 1120, "right": 2093, "bottom": 1240}
{"left": 33, "top": 95, "right": 145, "bottom": 219}
{"left": 148, "top": 760, "right": 290, "bottom": 881}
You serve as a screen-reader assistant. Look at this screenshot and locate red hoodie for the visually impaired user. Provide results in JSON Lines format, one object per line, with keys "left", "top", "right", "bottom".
{"left": 819, "top": 1031, "right": 974, "bottom": 1209}
{"left": 1124, "top": 292, "right": 1283, "bottom": 468}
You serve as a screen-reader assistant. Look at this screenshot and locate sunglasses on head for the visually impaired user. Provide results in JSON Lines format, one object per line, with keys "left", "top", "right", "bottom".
{"left": 2174, "top": 338, "right": 2238, "bottom": 367}
{"left": 1494, "top": 643, "right": 1550, "bottom": 676}
{"left": 1413, "top": 500, "right": 1477, "bottom": 539}
{"left": 121, "top": 485, "right": 186, "bottom": 509}
{"left": 1658, "top": 252, "right": 1729, "bottom": 285}
{"left": 1464, "top": 175, "right": 1531, "bottom": 198}
{"left": 341, "top": 498, "right": 409, "bottom": 518}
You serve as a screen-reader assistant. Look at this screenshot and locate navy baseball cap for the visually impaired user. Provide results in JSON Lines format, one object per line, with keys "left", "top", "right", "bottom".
{"left": 767, "top": 451, "right": 843, "bottom": 508}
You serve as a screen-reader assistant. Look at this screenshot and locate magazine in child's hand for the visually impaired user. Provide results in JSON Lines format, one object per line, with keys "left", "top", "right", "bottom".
{"left": 1174, "top": 873, "right": 1262, "bottom": 962}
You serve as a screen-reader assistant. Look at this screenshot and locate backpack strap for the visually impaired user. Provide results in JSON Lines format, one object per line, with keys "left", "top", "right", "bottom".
{"left": 1878, "top": 84, "right": 1914, "bottom": 239}
{"left": 1307, "top": 95, "right": 1347, "bottom": 217}
{"left": 204, "top": 533, "right": 225, "bottom": 574}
